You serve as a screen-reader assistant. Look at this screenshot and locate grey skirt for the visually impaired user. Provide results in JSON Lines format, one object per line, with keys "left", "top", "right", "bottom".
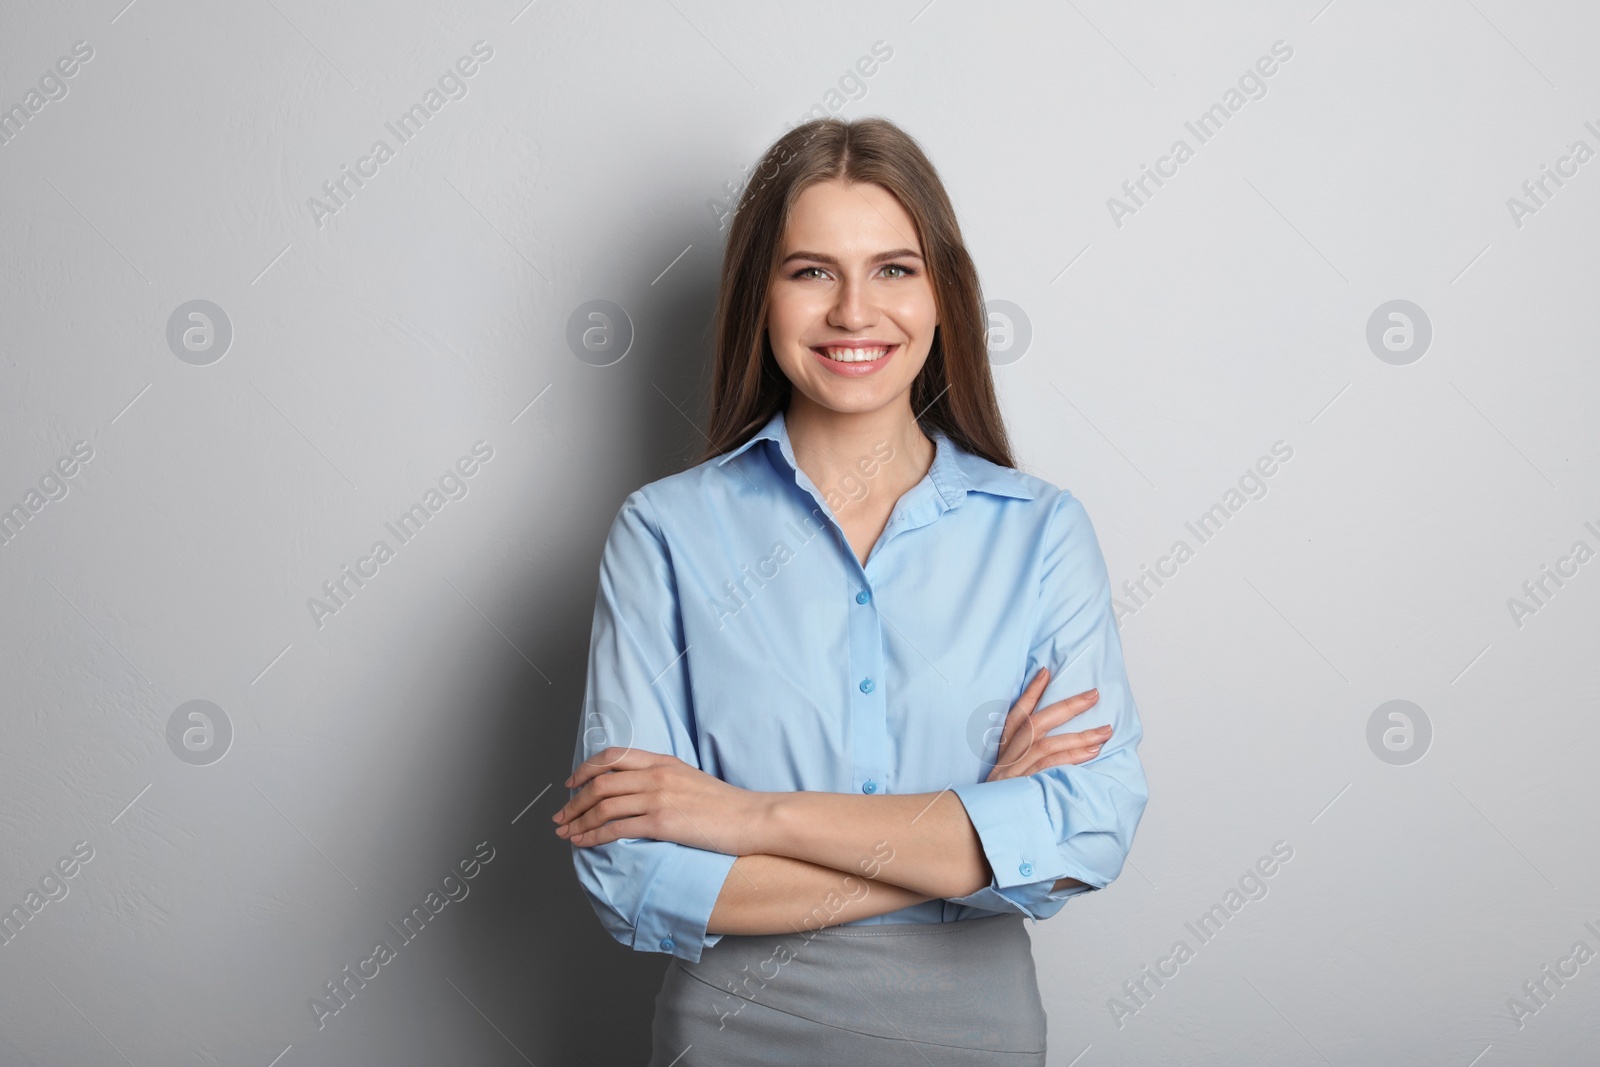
{"left": 647, "top": 912, "right": 1047, "bottom": 1066}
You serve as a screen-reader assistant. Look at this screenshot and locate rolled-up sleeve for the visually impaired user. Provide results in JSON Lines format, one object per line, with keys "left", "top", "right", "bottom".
{"left": 947, "top": 491, "right": 1149, "bottom": 921}
{"left": 568, "top": 489, "right": 738, "bottom": 962}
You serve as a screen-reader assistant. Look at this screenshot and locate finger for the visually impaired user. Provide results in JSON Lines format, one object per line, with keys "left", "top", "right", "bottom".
{"left": 998, "top": 668, "right": 1051, "bottom": 752}
{"left": 998, "top": 727, "right": 1100, "bottom": 781}
{"left": 556, "top": 768, "right": 647, "bottom": 824}
{"left": 1018, "top": 732, "right": 1110, "bottom": 777}
{"left": 991, "top": 669, "right": 1053, "bottom": 774}
{"left": 565, "top": 746, "right": 637, "bottom": 790}
{"left": 1046, "top": 727, "right": 1112, "bottom": 759}
{"left": 991, "top": 737, "right": 1032, "bottom": 775}
{"left": 991, "top": 727, "right": 1033, "bottom": 774}
{"left": 558, "top": 792, "right": 650, "bottom": 839}
{"left": 1014, "top": 688, "right": 1101, "bottom": 749}
{"left": 1019, "top": 748, "right": 1095, "bottom": 778}
{"left": 568, "top": 814, "right": 653, "bottom": 848}
{"left": 566, "top": 747, "right": 650, "bottom": 791}
{"left": 986, "top": 755, "right": 1022, "bottom": 782}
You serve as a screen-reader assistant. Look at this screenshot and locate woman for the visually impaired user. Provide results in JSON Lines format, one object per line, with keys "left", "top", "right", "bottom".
{"left": 554, "top": 117, "right": 1148, "bottom": 1064}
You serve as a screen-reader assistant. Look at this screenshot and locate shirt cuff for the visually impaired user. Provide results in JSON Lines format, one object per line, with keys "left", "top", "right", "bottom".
{"left": 947, "top": 777, "right": 1110, "bottom": 918}
{"left": 950, "top": 777, "right": 1070, "bottom": 889}
{"left": 947, "top": 873, "right": 1097, "bottom": 920}
{"left": 631, "top": 842, "right": 740, "bottom": 963}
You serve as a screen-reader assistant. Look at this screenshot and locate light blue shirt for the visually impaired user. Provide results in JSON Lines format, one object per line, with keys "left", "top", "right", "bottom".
{"left": 569, "top": 406, "right": 1148, "bottom": 962}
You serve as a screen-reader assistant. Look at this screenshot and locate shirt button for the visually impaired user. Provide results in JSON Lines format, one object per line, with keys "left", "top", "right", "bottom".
{"left": 856, "top": 590, "right": 871, "bottom": 604}
{"left": 1018, "top": 861, "right": 1034, "bottom": 878}
{"left": 659, "top": 936, "right": 675, "bottom": 951}
{"left": 859, "top": 677, "right": 874, "bottom": 694}
{"left": 862, "top": 780, "right": 877, "bottom": 794}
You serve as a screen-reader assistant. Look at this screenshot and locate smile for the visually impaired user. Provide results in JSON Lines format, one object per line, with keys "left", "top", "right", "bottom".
{"left": 810, "top": 343, "right": 899, "bottom": 375}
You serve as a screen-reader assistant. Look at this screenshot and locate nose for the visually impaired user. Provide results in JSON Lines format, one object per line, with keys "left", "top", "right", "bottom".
{"left": 827, "top": 274, "right": 877, "bottom": 332}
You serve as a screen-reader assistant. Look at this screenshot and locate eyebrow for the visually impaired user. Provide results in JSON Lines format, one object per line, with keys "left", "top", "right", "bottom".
{"left": 780, "top": 248, "right": 924, "bottom": 266}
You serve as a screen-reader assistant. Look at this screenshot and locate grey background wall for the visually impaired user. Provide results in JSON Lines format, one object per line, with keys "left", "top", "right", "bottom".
{"left": 1, "top": 0, "right": 1596, "bottom": 1064}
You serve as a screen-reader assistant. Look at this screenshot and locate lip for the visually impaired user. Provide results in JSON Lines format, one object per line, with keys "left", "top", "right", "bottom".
{"left": 809, "top": 342, "right": 899, "bottom": 377}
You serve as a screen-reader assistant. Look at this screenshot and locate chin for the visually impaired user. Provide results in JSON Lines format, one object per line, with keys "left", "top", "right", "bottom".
{"left": 808, "top": 387, "right": 907, "bottom": 415}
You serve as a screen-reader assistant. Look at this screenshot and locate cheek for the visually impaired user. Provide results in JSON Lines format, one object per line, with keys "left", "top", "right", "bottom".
{"left": 900, "top": 287, "right": 940, "bottom": 327}
{"left": 765, "top": 292, "right": 822, "bottom": 352}
{"left": 767, "top": 338, "right": 804, "bottom": 380}
{"left": 764, "top": 287, "right": 806, "bottom": 342}
{"left": 897, "top": 345, "right": 933, "bottom": 384}
{"left": 766, "top": 305, "right": 797, "bottom": 344}
{"left": 764, "top": 319, "right": 807, "bottom": 382}
{"left": 893, "top": 303, "right": 938, "bottom": 374}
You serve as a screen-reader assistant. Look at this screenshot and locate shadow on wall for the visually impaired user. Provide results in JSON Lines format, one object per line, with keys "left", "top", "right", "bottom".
{"left": 446, "top": 243, "right": 721, "bottom": 1065}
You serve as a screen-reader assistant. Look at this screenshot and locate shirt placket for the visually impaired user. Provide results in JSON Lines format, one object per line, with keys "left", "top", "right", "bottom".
{"left": 849, "top": 495, "right": 945, "bottom": 799}
{"left": 847, "top": 577, "right": 884, "bottom": 797}
{"left": 781, "top": 448, "right": 953, "bottom": 802}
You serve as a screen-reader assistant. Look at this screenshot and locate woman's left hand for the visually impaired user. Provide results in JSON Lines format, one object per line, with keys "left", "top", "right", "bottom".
{"left": 553, "top": 747, "right": 761, "bottom": 854}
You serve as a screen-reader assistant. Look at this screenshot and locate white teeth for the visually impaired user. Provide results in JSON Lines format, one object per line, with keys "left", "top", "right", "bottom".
{"left": 818, "top": 345, "right": 891, "bottom": 363}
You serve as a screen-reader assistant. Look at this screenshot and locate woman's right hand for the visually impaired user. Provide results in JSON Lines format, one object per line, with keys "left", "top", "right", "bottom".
{"left": 984, "top": 667, "right": 1111, "bottom": 782}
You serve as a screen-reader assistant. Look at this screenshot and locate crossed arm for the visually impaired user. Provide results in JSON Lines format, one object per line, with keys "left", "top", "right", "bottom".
{"left": 555, "top": 669, "right": 1101, "bottom": 936}
{"left": 568, "top": 490, "right": 1144, "bottom": 952}
{"left": 702, "top": 793, "right": 1087, "bottom": 936}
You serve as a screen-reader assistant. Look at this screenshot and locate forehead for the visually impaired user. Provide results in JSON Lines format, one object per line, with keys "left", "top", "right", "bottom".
{"left": 782, "top": 179, "right": 921, "bottom": 253}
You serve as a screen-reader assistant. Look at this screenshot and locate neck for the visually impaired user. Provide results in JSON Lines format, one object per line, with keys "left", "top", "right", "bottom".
{"left": 784, "top": 394, "right": 935, "bottom": 512}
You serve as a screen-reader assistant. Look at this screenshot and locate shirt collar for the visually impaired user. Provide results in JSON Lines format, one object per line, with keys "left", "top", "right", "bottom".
{"left": 716, "top": 407, "right": 1036, "bottom": 505}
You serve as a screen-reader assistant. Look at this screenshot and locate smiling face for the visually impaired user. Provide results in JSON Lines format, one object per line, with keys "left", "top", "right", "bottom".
{"left": 766, "top": 178, "right": 939, "bottom": 419}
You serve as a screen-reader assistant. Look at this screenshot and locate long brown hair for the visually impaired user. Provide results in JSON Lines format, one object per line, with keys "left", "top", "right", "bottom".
{"left": 698, "top": 117, "right": 1017, "bottom": 469}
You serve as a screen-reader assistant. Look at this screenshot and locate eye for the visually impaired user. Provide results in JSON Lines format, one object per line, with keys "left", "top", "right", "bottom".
{"left": 790, "top": 266, "right": 828, "bottom": 280}
{"left": 881, "top": 263, "right": 917, "bottom": 280}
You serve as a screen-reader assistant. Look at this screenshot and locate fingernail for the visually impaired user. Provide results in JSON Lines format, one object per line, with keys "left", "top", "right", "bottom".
{"left": 1087, "top": 745, "right": 1102, "bottom": 754}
